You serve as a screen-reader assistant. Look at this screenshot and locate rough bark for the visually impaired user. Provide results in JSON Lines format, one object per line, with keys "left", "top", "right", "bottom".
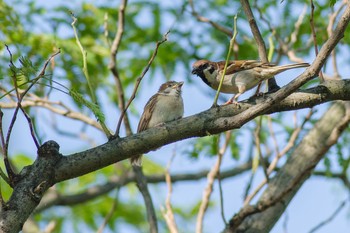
{"left": 0, "top": 79, "right": 349, "bottom": 232}
{"left": 225, "top": 101, "right": 350, "bottom": 232}
{"left": 0, "top": 141, "right": 62, "bottom": 233}
{"left": 1, "top": 4, "right": 350, "bottom": 227}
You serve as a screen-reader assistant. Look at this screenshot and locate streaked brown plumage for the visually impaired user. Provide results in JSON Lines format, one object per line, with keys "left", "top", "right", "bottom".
{"left": 130, "top": 81, "right": 184, "bottom": 166}
{"left": 192, "top": 59, "right": 310, "bottom": 104}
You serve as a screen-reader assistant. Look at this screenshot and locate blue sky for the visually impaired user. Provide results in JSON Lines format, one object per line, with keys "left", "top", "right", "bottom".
{"left": 3, "top": 0, "right": 350, "bottom": 232}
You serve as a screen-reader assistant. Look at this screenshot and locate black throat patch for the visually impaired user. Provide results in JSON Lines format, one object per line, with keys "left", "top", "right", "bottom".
{"left": 197, "top": 71, "right": 211, "bottom": 87}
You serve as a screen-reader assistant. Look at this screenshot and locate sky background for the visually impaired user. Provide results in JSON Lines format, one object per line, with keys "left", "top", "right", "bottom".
{"left": 2, "top": 0, "right": 350, "bottom": 232}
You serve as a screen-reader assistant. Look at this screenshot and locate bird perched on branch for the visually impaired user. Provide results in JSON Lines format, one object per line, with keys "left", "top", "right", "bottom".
{"left": 130, "top": 81, "right": 184, "bottom": 166}
{"left": 191, "top": 59, "right": 309, "bottom": 104}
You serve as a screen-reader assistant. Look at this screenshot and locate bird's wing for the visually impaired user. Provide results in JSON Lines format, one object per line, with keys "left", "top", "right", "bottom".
{"left": 137, "top": 93, "right": 159, "bottom": 133}
{"left": 218, "top": 60, "right": 275, "bottom": 75}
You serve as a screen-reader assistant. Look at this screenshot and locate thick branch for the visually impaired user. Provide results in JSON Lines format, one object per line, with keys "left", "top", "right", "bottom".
{"left": 0, "top": 141, "right": 62, "bottom": 233}
{"left": 54, "top": 79, "right": 350, "bottom": 183}
{"left": 225, "top": 101, "right": 350, "bottom": 232}
{"left": 240, "top": 0, "right": 279, "bottom": 90}
{"left": 0, "top": 97, "right": 102, "bottom": 131}
{"left": 36, "top": 161, "right": 252, "bottom": 213}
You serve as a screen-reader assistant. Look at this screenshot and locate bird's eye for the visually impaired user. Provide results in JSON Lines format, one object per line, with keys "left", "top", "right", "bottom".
{"left": 201, "top": 64, "right": 208, "bottom": 69}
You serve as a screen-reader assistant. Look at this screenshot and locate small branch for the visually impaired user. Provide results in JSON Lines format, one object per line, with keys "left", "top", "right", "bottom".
{"left": 36, "top": 161, "right": 252, "bottom": 213}
{"left": 240, "top": 0, "right": 279, "bottom": 91}
{"left": 0, "top": 167, "right": 10, "bottom": 185}
{"left": 267, "top": 115, "right": 280, "bottom": 157}
{"left": 308, "top": 198, "right": 348, "bottom": 233}
{"left": 268, "top": 109, "right": 313, "bottom": 174}
{"left": 229, "top": 162, "right": 318, "bottom": 231}
{"left": 3, "top": 46, "right": 60, "bottom": 185}
{"left": 161, "top": 147, "right": 178, "bottom": 233}
{"left": 310, "top": 0, "right": 325, "bottom": 82}
{"left": 196, "top": 132, "right": 231, "bottom": 233}
{"left": 313, "top": 170, "right": 350, "bottom": 191}
{"left": 19, "top": 106, "right": 40, "bottom": 149}
{"left": 328, "top": 2, "right": 346, "bottom": 78}
{"left": 325, "top": 102, "right": 350, "bottom": 146}
{"left": 97, "top": 189, "right": 120, "bottom": 233}
{"left": 132, "top": 166, "right": 158, "bottom": 233}
{"left": 213, "top": 14, "right": 238, "bottom": 107}
{"left": 242, "top": 138, "right": 256, "bottom": 200}
{"left": 114, "top": 31, "right": 169, "bottom": 137}
{"left": 189, "top": 0, "right": 232, "bottom": 37}
{"left": 108, "top": 0, "right": 132, "bottom": 137}
{"left": 244, "top": 109, "right": 313, "bottom": 205}
{"left": 70, "top": 13, "right": 112, "bottom": 138}
{"left": 0, "top": 93, "right": 103, "bottom": 131}
{"left": 254, "top": 117, "right": 269, "bottom": 182}
{"left": 217, "top": 161, "right": 228, "bottom": 226}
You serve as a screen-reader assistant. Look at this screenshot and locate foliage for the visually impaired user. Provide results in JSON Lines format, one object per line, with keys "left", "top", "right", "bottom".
{"left": 0, "top": 0, "right": 349, "bottom": 232}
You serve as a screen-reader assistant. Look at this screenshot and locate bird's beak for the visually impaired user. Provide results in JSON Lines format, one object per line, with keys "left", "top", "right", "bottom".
{"left": 172, "top": 81, "right": 184, "bottom": 91}
{"left": 176, "top": 81, "right": 184, "bottom": 89}
{"left": 191, "top": 67, "right": 199, "bottom": 75}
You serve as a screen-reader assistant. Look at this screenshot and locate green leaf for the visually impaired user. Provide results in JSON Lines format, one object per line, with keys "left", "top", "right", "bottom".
{"left": 69, "top": 89, "right": 105, "bottom": 123}
{"left": 330, "top": 0, "right": 337, "bottom": 7}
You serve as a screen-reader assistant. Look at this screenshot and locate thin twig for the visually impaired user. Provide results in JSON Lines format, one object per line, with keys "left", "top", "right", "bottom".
{"left": 267, "top": 115, "right": 280, "bottom": 156}
{"left": 108, "top": 0, "right": 132, "bottom": 137}
{"left": 244, "top": 109, "right": 314, "bottom": 205}
{"left": 19, "top": 106, "right": 40, "bottom": 149}
{"left": 310, "top": 0, "right": 325, "bottom": 82}
{"left": 230, "top": 161, "right": 320, "bottom": 231}
{"left": 254, "top": 117, "right": 269, "bottom": 182}
{"left": 212, "top": 14, "right": 238, "bottom": 107}
{"left": 0, "top": 110, "right": 10, "bottom": 186}
{"left": 70, "top": 13, "right": 112, "bottom": 138}
{"left": 0, "top": 94, "right": 103, "bottom": 131}
{"left": 97, "top": 188, "right": 120, "bottom": 233}
{"left": 325, "top": 102, "right": 350, "bottom": 146}
{"left": 189, "top": 0, "right": 232, "bottom": 37}
{"left": 114, "top": 31, "right": 170, "bottom": 137}
{"left": 132, "top": 166, "right": 158, "bottom": 233}
{"left": 35, "top": 162, "right": 253, "bottom": 213}
{"left": 308, "top": 198, "right": 348, "bottom": 233}
{"left": 217, "top": 165, "right": 227, "bottom": 226}
{"left": 256, "top": 1, "right": 308, "bottom": 64}
{"left": 196, "top": 132, "right": 231, "bottom": 233}
{"left": 240, "top": 0, "right": 279, "bottom": 91}
{"left": 161, "top": 146, "right": 178, "bottom": 233}
{"left": 3, "top": 46, "right": 60, "bottom": 185}
{"left": 327, "top": 1, "right": 346, "bottom": 79}
{"left": 243, "top": 138, "right": 256, "bottom": 200}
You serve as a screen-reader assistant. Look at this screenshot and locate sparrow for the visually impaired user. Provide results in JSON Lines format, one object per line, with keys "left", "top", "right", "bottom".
{"left": 130, "top": 81, "right": 184, "bottom": 166}
{"left": 191, "top": 59, "right": 310, "bottom": 104}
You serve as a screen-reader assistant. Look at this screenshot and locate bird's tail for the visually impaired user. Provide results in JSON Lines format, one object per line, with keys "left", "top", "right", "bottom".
{"left": 130, "top": 155, "right": 142, "bottom": 166}
{"left": 273, "top": 62, "right": 310, "bottom": 74}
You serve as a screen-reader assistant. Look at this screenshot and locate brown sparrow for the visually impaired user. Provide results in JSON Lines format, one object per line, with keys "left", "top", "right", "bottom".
{"left": 130, "top": 81, "right": 184, "bottom": 166}
{"left": 191, "top": 59, "right": 309, "bottom": 104}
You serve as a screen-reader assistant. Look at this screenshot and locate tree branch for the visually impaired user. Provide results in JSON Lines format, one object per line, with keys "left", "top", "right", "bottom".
{"left": 240, "top": 0, "right": 279, "bottom": 91}
{"left": 196, "top": 132, "right": 230, "bottom": 233}
{"left": 225, "top": 101, "right": 350, "bottom": 232}
{"left": 35, "top": 161, "right": 253, "bottom": 213}
{"left": 189, "top": 0, "right": 233, "bottom": 37}
{"left": 0, "top": 94, "right": 103, "bottom": 131}
{"left": 54, "top": 79, "right": 350, "bottom": 183}
{"left": 108, "top": 0, "right": 132, "bottom": 136}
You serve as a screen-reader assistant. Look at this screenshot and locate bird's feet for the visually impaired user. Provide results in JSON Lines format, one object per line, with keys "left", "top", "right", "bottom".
{"left": 254, "top": 92, "right": 265, "bottom": 97}
{"left": 223, "top": 99, "right": 240, "bottom": 108}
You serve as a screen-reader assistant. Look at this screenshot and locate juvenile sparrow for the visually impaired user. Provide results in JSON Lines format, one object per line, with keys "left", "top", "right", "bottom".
{"left": 130, "top": 81, "right": 184, "bottom": 166}
{"left": 191, "top": 59, "right": 309, "bottom": 104}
